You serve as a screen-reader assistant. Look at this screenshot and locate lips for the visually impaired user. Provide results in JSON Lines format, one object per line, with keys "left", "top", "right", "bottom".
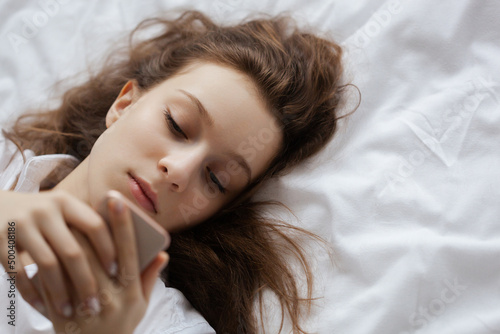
{"left": 128, "top": 173, "right": 158, "bottom": 214}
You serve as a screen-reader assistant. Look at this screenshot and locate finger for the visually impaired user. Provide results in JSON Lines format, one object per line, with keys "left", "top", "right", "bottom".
{"left": 141, "top": 252, "right": 169, "bottom": 301}
{"left": 40, "top": 219, "right": 99, "bottom": 311}
{"left": 34, "top": 270, "right": 57, "bottom": 321}
{"left": 0, "top": 232, "right": 46, "bottom": 315}
{"left": 108, "top": 198, "right": 141, "bottom": 294}
{"left": 35, "top": 266, "right": 78, "bottom": 327}
{"left": 0, "top": 248, "right": 46, "bottom": 315}
{"left": 0, "top": 237, "right": 40, "bottom": 307}
{"left": 15, "top": 250, "right": 46, "bottom": 314}
{"left": 68, "top": 227, "right": 108, "bottom": 316}
{"left": 16, "top": 225, "right": 73, "bottom": 318}
{"left": 54, "top": 191, "right": 117, "bottom": 277}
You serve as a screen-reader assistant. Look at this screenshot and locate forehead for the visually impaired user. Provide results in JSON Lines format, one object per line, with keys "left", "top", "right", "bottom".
{"left": 146, "top": 62, "right": 282, "bottom": 178}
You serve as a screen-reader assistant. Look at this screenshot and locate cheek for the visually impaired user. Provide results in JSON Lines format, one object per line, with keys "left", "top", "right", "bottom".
{"left": 160, "top": 191, "right": 228, "bottom": 231}
{"left": 129, "top": 114, "right": 170, "bottom": 154}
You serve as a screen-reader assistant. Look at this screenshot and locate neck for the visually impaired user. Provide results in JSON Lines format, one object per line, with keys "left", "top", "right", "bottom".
{"left": 51, "top": 156, "right": 91, "bottom": 206}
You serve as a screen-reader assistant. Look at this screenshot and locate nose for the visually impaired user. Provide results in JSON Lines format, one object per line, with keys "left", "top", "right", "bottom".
{"left": 158, "top": 149, "right": 204, "bottom": 193}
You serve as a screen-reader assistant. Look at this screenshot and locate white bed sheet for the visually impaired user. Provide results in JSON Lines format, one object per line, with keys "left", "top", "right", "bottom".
{"left": 1, "top": 0, "right": 499, "bottom": 333}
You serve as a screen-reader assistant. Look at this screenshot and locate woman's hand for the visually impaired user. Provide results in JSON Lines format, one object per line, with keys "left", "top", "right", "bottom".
{"left": 0, "top": 189, "right": 117, "bottom": 318}
{"left": 42, "top": 198, "right": 169, "bottom": 334}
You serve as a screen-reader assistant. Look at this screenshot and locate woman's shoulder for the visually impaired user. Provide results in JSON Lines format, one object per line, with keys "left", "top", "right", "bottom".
{"left": 0, "top": 127, "right": 24, "bottom": 163}
{"left": 0, "top": 127, "right": 34, "bottom": 191}
{"left": 0, "top": 126, "right": 79, "bottom": 192}
{"left": 135, "top": 278, "right": 216, "bottom": 333}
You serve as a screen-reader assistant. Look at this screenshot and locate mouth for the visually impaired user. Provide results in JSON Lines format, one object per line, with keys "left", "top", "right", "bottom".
{"left": 127, "top": 172, "right": 158, "bottom": 214}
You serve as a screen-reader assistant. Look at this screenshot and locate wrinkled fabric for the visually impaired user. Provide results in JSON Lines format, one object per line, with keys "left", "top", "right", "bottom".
{"left": 1, "top": 0, "right": 499, "bottom": 333}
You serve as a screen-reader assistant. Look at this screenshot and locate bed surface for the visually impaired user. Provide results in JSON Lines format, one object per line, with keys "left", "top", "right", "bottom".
{"left": 1, "top": 1, "right": 499, "bottom": 333}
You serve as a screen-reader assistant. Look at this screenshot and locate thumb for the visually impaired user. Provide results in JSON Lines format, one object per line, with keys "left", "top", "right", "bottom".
{"left": 141, "top": 252, "right": 169, "bottom": 300}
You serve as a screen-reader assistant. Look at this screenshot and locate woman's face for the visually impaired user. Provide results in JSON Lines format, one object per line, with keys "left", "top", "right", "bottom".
{"left": 86, "top": 62, "right": 282, "bottom": 232}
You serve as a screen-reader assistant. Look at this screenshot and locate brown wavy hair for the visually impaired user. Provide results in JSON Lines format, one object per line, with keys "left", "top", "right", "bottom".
{"left": 4, "top": 10, "right": 353, "bottom": 334}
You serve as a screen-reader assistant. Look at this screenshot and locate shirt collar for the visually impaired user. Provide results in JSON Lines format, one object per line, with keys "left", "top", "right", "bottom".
{"left": 14, "top": 153, "right": 80, "bottom": 193}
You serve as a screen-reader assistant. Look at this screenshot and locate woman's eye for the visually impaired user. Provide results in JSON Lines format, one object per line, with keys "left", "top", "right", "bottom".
{"left": 163, "top": 108, "right": 226, "bottom": 195}
{"left": 163, "top": 108, "right": 187, "bottom": 139}
{"left": 207, "top": 167, "right": 227, "bottom": 194}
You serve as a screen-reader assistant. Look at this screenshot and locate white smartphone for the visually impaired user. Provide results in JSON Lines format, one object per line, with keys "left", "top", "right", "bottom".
{"left": 29, "top": 190, "right": 170, "bottom": 316}
{"left": 96, "top": 189, "right": 170, "bottom": 272}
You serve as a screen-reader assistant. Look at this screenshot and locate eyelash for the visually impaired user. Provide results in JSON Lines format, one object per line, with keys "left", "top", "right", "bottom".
{"left": 162, "top": 108, "right": 227, "bottom": 194}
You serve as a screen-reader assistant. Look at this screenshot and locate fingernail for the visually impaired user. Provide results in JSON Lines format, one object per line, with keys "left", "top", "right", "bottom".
{"left": 113, "top": 199, "right": 124, "bottom": 214}
{"left": 108, "top": 261, "right": 118, "bottom": 277}
{"left": 86, "top": 296, "right": 101, "bottom": 315}
{"left": 33, "top": 300, "right": 46, "bottom": 314}
{"left": 60, "top": 302, "right": 73, "bottom": 318}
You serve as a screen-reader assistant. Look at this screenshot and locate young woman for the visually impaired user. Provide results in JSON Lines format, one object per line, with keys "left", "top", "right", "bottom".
{"left": 0, "top": 10, "right": 349, "bottom": 334}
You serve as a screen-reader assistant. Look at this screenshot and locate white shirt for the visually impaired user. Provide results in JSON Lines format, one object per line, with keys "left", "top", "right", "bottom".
{"left": 0, "top": 129, "right": 215, "bottom": 334}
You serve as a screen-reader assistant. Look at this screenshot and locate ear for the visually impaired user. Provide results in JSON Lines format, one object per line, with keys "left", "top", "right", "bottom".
{"left": 106, "top": 79, "right": 141, "bottom": 128}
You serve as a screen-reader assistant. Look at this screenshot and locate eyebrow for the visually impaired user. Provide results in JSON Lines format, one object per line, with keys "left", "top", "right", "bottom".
{"left": 177, "top": 89, "right": 252, "bottom": 186}
{"left": 178, "top": 89, "right": 214, "bottom": 127}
